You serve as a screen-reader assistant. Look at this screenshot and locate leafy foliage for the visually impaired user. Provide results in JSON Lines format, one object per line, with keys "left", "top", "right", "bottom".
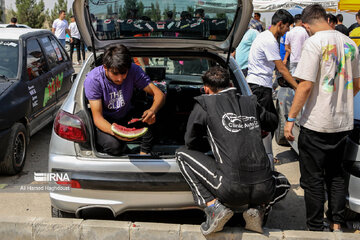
{"left": 11, "top": 0, "right": 46, "bottom": 28}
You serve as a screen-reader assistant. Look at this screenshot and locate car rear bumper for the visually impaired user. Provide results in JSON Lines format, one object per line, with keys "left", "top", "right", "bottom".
{"left": 50, "top": 189, "right": 196, "bottom": 217}
{"left": 49, "top": 153, "right": 195, "bottom": 216}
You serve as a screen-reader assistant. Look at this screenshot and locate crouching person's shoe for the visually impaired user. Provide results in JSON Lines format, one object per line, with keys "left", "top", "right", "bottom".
{"left": 200, "top": 200, "right": 234, "bottom": 236}
{"left": 243, "top": 208, "right": 265, "bottom": 233}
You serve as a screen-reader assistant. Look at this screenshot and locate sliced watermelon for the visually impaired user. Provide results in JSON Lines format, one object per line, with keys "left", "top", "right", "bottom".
{"left": 111, "top": 123, "right": 148, "bottom": 139}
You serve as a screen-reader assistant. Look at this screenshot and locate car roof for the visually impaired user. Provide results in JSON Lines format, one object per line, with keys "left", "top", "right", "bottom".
{"left": 0, "top": 28, "right": 51, "bottom": 40}
{"left": 0, "top": 23, "right": 31, "bottom": 28}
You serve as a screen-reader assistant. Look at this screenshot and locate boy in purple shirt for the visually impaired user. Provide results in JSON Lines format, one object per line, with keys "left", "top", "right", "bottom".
{"left": 84, "top": 44, "right": 165, "bottom": 155}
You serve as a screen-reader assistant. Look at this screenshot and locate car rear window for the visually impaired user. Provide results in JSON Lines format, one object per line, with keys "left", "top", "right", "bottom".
{"left": 0, "top": 40, "right": 19, "bottom": 79}
{"left": 88, "top": 0, "right": 238, "bottom": 41}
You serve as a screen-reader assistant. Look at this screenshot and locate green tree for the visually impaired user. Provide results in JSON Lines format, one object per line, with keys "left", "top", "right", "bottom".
{"left": 107, "top": 5, "right": 113, "bottom": 18}
{"left": 47, "top": 0, "right": 72, "bottom": 26}
{"left": 11, "top": 0, "right": 46, "bottom": 28}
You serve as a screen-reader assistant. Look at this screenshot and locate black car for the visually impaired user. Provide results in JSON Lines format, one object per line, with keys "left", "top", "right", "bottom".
{"left": 0, "top": 28, "right": 74, "bottom": 175}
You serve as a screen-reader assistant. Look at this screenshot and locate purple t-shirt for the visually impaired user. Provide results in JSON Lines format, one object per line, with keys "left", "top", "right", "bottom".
{"left": 84, "top": 63, "right": 151, "bottom": 119}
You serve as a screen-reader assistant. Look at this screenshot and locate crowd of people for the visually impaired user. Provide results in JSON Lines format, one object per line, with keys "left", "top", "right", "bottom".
{"left": 51, "top": 10, "right": 86, "bottom": 65}
{"left": 233, "top": 4, "right": 360, "bottom": 234}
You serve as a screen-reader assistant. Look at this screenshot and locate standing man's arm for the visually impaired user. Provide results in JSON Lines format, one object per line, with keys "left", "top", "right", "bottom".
{"left": 283, "top": 44, "right": 291, "bottom": 65}
{"left": 284, "top": 80, "right": 313, "bottom": 141}
{"left": 355, "top": 77, "right": 360, "bottom": 96}
{"left": 274, "top": 60, "right": 298, "bottom": 89}
{"left": 142, "top": 83, "right": 165, "bottom": 124}
{"left": 52, "top": 19, "right": 56, "bottom": 34}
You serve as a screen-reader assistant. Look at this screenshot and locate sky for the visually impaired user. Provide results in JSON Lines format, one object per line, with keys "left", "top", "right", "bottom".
{"left": 5, "top": 0, "right": 358, "bottom": 28}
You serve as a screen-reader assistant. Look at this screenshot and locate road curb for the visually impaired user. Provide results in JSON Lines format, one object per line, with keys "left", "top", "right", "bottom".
{"left": 1, "top": 216, "right": 360, "bottom": 240}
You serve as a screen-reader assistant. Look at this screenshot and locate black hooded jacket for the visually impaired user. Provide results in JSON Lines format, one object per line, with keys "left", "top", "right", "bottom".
{"left": 184, "top": 88, "right": 278, "bottom": 184}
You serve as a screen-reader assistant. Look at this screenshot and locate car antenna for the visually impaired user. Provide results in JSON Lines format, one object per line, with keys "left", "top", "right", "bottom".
{"left": 85, "top": 3, "right": 97, "bottom": 64}
{"left": 225, "top": 7, "right": 240, "bottom": 68}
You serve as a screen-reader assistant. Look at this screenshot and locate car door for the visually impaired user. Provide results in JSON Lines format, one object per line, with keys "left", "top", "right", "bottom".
{"left": 38, "top": 35, "right": 73, "bottom": 107}
{"left": 25, "top": 37, "right": 56, "bottom": 132}
{"left": 48, "top": 35, "right": 74, "bottom": 103}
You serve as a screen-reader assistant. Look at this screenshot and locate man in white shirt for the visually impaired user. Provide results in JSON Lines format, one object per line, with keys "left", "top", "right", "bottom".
{"left": 247, "top": 9, "right": 298, "bottom": 136}
{"left": 284, "top": 4, "right": 360, "bottom": 232}
{"left": 52, "top": 10, "right": 71, "bottom": 47}
{"left": 69, "top": 15, "right": 85, "bottom": 65}
{"left": 284, "top": 14, "right": 309, "bottom": 74}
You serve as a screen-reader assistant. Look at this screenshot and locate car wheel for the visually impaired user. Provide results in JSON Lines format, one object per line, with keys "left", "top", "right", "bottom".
{"left": 0, "top": 123, "right": 27, "bottom": 175}
{"left": 344, "top": 207, "right": 359, "bottom": 221}
{"left": 274, "top": 102, "right": 289, "bottom": 146}
{"left": 51, "top": 206, "right": 76, "bottom": 218}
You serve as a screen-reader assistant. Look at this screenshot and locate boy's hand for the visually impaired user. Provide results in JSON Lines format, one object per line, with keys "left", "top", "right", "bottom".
{"left": 142, "top": 109, "right": 156, "bottom": 125}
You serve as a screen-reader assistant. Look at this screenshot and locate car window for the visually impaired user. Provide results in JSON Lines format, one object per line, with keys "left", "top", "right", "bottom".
{"left": 26, "top": 39, "right": 48, "bottom": 81}
{"left": 143, "top": 57, "right": 210, "bottom": 78}
{"left": 0, "top": 40, "right": 19, "bottom": 79}
{"left": 88, "top": 0, "right": 237, "bottom": 41}
{"left": 49, "top": 35, "right": 69, "bottom": 61}
{"left": 39, "top": 36, "right": 64, "bottom": 69}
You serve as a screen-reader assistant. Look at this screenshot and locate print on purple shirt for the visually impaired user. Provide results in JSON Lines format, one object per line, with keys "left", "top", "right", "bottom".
{"left": 84, "top": 63, "right": 151, "bottom": 120}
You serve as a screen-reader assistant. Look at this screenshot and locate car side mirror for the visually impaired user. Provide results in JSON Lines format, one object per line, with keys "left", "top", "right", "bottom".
{"left": 71, "top": 73, "right": 78, "bottom": 83}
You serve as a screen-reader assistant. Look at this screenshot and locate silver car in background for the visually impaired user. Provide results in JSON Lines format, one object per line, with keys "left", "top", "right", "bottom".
{"left": 276, "top": 79, "right": 360, "bottom": 219}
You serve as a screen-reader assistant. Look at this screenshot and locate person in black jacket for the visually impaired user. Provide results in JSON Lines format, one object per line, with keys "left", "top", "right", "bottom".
{"left": 176, "top": 66, "right": 290, "bottom": 236}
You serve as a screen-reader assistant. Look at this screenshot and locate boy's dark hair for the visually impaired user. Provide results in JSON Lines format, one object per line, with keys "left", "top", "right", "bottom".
{"left": 327, "top": 13, "right": 337, "bottom": 24}
{"left": 167, "top": 11, "right": 173, "bottom": 19}
{"left": 271, "top": 9, "right": 294, "bottom": 26}
{"left": 59, "top": 10, "right": 66, "bottom": 15}
{"left": 103, "top": 44, "right": 132, "bottom": 74}
{"left": 356, "top": 10, "right": 360, "bottom": 18}
{"left": 202, "top": 66, "right": 230, "bottom": 92}
{"left": 336, "top": 14, "right": 343, "bottom": 23}
{"left": 294, "top": 14, "right": 302, "bottom": 23}
{"left": 301, "top": 4, "right": 327, "bottom": 24}
{"left": 10, "top": 17, "right": 17, "bottom": 24}
{"left": 254, "top": 13, "right": 261, "bottom": 18}
{"left": 195, "top": 9, "right": 204, "bottom": 18}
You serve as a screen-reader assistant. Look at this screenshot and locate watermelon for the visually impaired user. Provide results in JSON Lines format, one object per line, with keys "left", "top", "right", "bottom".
{"left": 111, "top": 123, "right": 148, "bottom": 139}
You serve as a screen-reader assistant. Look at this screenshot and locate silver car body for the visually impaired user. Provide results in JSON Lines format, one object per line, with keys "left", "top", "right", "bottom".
{"left": 48, "top": 0, "right": 279, "bottom": 217}
{"left": 276, "top": 85, "right": 360, "bottom": 215}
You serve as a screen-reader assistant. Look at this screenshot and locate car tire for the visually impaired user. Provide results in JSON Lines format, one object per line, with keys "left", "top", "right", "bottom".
{"left": 344, "top": 207, "right": 359, "bottom": 221}
{"left": 51, "top": 206, "right": 76, "bottom": 218}
{"left": 275, "top": 102, "right": 289, "bottom": 146}
{"left": 0, "top": 123, "right": 27, "bottom": 175}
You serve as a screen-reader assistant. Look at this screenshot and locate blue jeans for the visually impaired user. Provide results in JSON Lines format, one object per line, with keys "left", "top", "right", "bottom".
{"left": 58, "top": 39, "right": 66, "bottom": 47}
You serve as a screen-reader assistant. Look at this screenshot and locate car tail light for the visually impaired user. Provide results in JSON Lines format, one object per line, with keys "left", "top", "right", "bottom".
{"left": 54, "top": 110, "right": 87, "bottom": 142}
{"left": 56, "top": 180, "right": 81, "bottom": 188}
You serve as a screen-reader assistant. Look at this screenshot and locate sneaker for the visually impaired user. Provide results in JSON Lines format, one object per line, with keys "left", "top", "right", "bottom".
{"left": 243, "top": 208, "right": 264, "bottom": 233}
{"left": 200, "top": 200, "right": 234, "bottom": 236}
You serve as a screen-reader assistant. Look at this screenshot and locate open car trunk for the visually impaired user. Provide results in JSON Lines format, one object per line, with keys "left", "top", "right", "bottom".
{"left": 78, "top": 53, "right": 231, "bottom": 157}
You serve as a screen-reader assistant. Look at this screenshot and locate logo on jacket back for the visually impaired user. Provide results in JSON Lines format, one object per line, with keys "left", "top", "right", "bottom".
{"left": 222, "top": 113, "right": 259, "bottom": 132}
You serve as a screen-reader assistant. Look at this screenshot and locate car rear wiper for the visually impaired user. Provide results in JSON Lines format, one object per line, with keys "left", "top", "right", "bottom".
{"left": 0, "top": 75, "right": 9, "bottom": 82}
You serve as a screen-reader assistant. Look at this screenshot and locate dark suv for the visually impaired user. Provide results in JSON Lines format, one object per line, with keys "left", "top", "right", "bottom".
{"left": 0, "top": 28, "right": 74, "bottom": 175}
